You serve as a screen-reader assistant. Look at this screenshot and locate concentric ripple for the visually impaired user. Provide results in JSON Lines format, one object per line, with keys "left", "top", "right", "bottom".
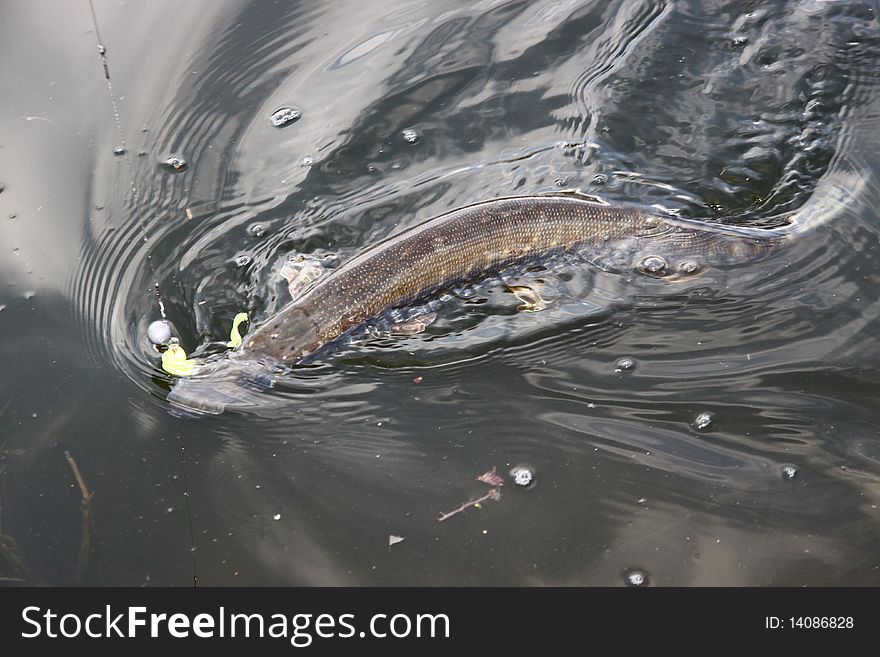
{"left": 54, "top": 0, "right": 880, "bottom": 585}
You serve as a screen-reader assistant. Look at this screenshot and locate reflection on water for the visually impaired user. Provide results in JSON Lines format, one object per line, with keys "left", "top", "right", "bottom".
{"left": 1, "top": 0, "right": 880, "bottom": 585}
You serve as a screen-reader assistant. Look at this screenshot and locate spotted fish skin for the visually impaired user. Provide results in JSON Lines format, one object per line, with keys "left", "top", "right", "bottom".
{"left": 238, "top": 193, "right": 784, "bottom": 364}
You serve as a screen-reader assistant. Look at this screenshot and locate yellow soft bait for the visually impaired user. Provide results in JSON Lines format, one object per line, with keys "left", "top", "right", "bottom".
{"left": 227, "top": 312, "right": 249, "bottom": 348}
{"left": 161, "top": 343, "right": 195, "bottom": 377}
{"left": 162, "top": 313, "right": 248, "bottom": 376}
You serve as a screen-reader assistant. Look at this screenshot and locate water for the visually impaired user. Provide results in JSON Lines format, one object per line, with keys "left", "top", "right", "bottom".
{"left": 1, "top": 0, "right": 880, "bottom": 585}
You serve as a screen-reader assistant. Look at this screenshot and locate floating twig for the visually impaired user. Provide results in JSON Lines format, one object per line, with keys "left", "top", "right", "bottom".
{"left": 438, "top": 488, "right": 501, "bottom": 522}
{"left": 64, "top": 450, "right": 94, "bottom": 583}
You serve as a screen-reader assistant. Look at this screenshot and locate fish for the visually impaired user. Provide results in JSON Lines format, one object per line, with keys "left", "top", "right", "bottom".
{"left": 166, "top": 180, "right": 856, "bottom": 415}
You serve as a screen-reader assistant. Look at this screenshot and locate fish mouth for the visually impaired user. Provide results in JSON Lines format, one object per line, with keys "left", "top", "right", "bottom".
{"left": 166, "top": 356, "right": 278, "bottom": 416}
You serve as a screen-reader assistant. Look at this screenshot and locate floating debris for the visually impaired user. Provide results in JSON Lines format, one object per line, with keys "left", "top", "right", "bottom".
{"left": 388, "top": 535, "right": 405, "bottom": 547}
{"left": 270, "top": 106, "right": 302, "bottom": 127}
{"left": 64, "top": 450, "right": 94, "bottom": 584}
{"left": 162, "top": 155, "right": 187, "bottom": 172}
{"left": 477, "top": 467, "right": 505, "bottom": 487}
{"left": 438, "top": 488, "right": 501, "bottom": 523}
{"left": 248, "top": 223, "right": 266, "bottom": 238}
{"left": 412, "top": 376, "right": 424, "bottom": 384}
{"left": 112, "top": 147, "right": 126, "bottom": 156}
{"left": 401, "top": 128, "right": 420, "bottom": 144}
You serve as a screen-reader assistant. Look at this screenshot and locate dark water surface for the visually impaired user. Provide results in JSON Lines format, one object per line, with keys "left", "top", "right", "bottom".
{"left": 2, "top": 0, "right": 880, "bottom": 585}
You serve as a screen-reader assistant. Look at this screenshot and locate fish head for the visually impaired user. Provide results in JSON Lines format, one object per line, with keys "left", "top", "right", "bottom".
{"left": 165, "top": 353, "right": 280, "bottom": 416}
{"left": 239, "top": 306, "right": 322, "bottom": 364}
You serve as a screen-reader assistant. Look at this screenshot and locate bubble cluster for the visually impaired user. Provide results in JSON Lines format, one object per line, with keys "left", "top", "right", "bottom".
{"left": 510, "top": 465, "right": 535, "bottom": 488}
{"left": 692, "top": 412, "right": 714, "bottom": 431}
{"left": 624, "top": 569, "right": 649, "bottom": 587}
{"left": 401, "top": 128, "right": 420, "bottom": 144}
{"left": 781, "top": 464, "right": 798, "bottom": 480}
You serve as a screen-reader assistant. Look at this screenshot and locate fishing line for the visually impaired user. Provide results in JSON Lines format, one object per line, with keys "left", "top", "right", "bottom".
{"left": 87, "top": 0, "right": 198, "bottom": 586}
{"left": 87, "top": 0, "right": 166, "bottom": 321}
{"left": 177, "top": 434, "right": 199, "bottom": 587}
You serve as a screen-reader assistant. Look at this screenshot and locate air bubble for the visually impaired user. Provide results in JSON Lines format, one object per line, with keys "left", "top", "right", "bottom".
{"left": 234, "top": 254, "right": 252, "bottom": 267}
{"left": 162, "top": 155, "right": 187, "bottom": 172}
{"left": 401, "top": 128, "right": 420, "bottom": 144}
{"left": 781, "top": 464, "right": 798, "bottom": 480}
{"left": 679, "top": 260, "right": 699, "bottom": 275}
{"left": 639, "top": 255, "right": 668, "bottom": 275}
{"left": 270, "top": 106, "right": 302, "bottom": 127}
{"left": 112, "top": 147, "right": 126, "bottom": 156}
{"left": 624, "top": 569, "right": 649, "bottom": 587}
{"left": 248, "top": 224, "right": 266, "bottom": 238}
{"left": 510, "top": 465, "right": 535, "bottom": 488}
{"left": 614, "top": 357, "right": 636, "bottom": 373}
{"left": 692, "top": 412, "right": 714, "bottom": 431}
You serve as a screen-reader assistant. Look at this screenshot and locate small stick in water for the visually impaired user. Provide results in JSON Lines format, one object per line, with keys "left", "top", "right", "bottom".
{"left": 438, "top": 488, "right": 501, "bottom": 522}
{"left": 64, "top": 450, "right": 94, "bottom": 583}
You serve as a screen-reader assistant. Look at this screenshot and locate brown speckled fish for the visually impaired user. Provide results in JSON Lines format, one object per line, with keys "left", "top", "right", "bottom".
{"left": 167, "top": 189, "right": 837, "bottom": 414}
{"left": 240, "top": 193, "right": 783, "bottom": 363}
